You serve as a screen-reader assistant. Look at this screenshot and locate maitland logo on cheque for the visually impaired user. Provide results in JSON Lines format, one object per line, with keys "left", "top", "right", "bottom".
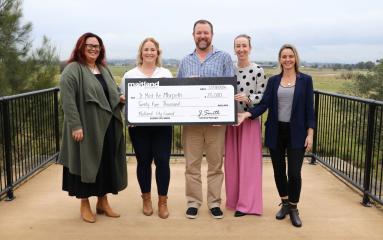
{"left": 127, "top": 81, "right": 160, "bottom": 87}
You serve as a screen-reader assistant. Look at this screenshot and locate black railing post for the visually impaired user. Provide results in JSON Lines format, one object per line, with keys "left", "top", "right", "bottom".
{"left": 361, "top": 102, "right": 376, "bottom": 206}
{"left": 2, "top": 99, "right": 15, "bottom": 201}
{"left": 311, "top": 91, "right": 320, "bottom": 165}
{"left": 54, "top": 90, "right": 60, "bottom": 160}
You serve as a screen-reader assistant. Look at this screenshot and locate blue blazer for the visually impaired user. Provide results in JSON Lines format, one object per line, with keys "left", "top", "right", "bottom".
{"left": 248, "top": 72, "right": 315, "bottom": 149}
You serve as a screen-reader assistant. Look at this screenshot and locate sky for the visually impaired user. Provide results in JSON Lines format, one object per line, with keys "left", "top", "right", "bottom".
{"left": 22, "top": 0, "right": 383, "bottom": 63}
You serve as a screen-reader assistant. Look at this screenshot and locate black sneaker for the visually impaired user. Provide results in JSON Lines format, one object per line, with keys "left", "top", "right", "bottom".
{"left": 186, "top": 207, "right": 198, "bottom": 219}
{"left": 210, "top": 207, "right": 224, "bottom": 219}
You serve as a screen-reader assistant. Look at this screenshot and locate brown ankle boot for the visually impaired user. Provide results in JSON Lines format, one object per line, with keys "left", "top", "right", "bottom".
{"left": 141, "top": 192, "right": 153, "bottom": 216}
{"left": 80, "top": 199, "right": 96, "bottom": 223}
{"left": 158, "top": 195, "right": 169, "bottom": 219}
{"left": 96, "top": 195, "right": 120, "bottom": 218}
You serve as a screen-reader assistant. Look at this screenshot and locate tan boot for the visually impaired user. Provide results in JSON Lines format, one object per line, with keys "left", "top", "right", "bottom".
{"left": 80, "top": 199, "right": 96, "bottom": 223}
{"left": 158, "top": 195, "right": 169, "bottom": 219}
{"left": 141, "top": 192, "right": 153, "bottom": 216}
{"left": 96, "top": 195, "right": 120, "bottom": 218}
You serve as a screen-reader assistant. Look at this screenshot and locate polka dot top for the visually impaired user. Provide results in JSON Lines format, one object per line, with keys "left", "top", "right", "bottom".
{"left": 235, "top": 62, "right": 268, "bottom": 112}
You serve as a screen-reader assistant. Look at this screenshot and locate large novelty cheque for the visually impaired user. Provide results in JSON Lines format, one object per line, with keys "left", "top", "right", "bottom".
{"left": 125, "top": 77, "right": 237, "bottom": 125}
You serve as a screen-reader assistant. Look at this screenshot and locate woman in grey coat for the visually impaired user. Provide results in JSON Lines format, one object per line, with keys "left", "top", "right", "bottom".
{"left": 59, "top": 32, "right": 127, "bottom": 223}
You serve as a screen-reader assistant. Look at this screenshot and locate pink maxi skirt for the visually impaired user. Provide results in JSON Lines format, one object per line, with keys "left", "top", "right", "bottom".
{"left": 224, "top": 118, "right": 263, "bottom": 214}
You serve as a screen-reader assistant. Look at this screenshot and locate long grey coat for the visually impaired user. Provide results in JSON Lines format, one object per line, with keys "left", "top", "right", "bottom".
{"left": 58, "top": 62, "right": 127, "bottom": 189}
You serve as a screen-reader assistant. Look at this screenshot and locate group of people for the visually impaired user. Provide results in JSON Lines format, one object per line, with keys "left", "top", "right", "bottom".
{"left": 59, "top": 19, "right": 315, "bottom": 228}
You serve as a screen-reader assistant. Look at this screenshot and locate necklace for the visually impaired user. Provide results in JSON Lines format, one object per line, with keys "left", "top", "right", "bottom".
{"left": 88, "top": 64, "right": 98, "bottom": 74}
{"left": 282, "top": 76, "right": 295, "bottom": 87}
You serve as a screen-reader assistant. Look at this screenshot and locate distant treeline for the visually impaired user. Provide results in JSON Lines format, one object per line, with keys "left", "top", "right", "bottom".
{"left": 60, "top": 59, "right": 377, "bottom": 71}
{"left": 308, "top": 61, "right": 377, "bottom": 70}
{"left": 58, "top": 59, "right": 377, "bottom": 73}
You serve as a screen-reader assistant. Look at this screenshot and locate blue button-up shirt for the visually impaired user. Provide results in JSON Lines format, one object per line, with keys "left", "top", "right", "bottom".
{"left": 177, "top": 47, "right": 235, "bottom": 78}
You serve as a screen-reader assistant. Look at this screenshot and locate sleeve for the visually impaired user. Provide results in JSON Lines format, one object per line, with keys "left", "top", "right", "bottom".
{"left": 250, "top": 67, "right": 268, "bottom": 105}
{"left": 248, "top": 76, "right": 273, "bottom": 119}
{"left": 120, "top": 72, "right": 127, "bottom": 96}
{"left": 223, "top": 54, "right": 235, "bottom": 77}
{"left": 305, "top": 75, "right": 315, "bottom": 129}
{"left": 176, "top": 60, "right": 184, "bottom": 78}
{"left": 59, "top": 67, "right": 82, "bottom": 132}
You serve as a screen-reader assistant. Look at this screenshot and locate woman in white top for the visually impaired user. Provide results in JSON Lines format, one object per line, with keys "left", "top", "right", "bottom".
{"left": 120, "top": 37, "right": 173, "bottom": 219}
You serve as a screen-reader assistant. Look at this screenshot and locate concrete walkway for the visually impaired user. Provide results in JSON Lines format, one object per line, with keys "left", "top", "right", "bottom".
{"left": 0, "top": 159, "right": 382, "bottom": 240}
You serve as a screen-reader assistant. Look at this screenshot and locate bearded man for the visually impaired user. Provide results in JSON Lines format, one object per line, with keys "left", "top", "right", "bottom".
{"left": 177, "top": 19, "right": 234, "bottom": 219}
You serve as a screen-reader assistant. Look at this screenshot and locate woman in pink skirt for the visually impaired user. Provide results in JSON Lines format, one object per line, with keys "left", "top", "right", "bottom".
{"left": 225, "top": 34, "right": 268, "bottom": 217}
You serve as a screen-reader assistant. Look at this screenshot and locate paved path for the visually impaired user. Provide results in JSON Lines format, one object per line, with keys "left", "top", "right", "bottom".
{"left": 0, "top": 159, "right": 382, "bottom": 240}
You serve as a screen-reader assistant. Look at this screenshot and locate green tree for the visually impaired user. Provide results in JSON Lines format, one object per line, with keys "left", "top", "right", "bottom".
{"left": 365, "top": 61, "right": 375, "bottom": 70}
{"left": 27, "top": 36, "right": 59, "bottom": 90}
{"left": 0, "top": 0, "right": 59, "bottom": 96}
{"left": 0, "top": 0, "right": 32, "bottom": 95}
{"left": 352, "top": 60, "right": 383, "bottom": 101}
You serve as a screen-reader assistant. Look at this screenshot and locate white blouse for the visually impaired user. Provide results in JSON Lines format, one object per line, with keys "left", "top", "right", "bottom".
{"left": 120, "top": 66, "right": 173, "bottom": 95}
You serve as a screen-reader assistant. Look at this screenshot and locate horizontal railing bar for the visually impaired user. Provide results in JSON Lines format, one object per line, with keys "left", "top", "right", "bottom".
{"left": 365, "top": 191, "right": 383, "bottom": 205}
{"left": 314, "top": 90, "right": 383, "bottom": 105}
{"left": 313, "top": 156, "right": 364, "bottom": 192}
{"left": 0, "top": 88, "right": 59, "bottom": 101}
{"left": 8, "top": 154, "right": 58, "bottom": 188}
{"left": 0, "top": 186, "right": 12, "bottom": 200}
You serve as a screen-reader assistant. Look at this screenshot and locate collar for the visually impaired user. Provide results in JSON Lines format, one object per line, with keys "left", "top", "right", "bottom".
{"left": 189, "top": 46, "right": 220, "bottom": 63}
{"left": 188, "top": 46, "right": 220, "bottom": 57}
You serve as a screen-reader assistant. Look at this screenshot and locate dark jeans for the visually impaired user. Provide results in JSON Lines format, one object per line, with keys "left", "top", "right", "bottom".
{"left": 269, "top": 122, "right": 305, "bottom": 203}
{"left": 129, "top": 126, "right": 172, "bottom": 196}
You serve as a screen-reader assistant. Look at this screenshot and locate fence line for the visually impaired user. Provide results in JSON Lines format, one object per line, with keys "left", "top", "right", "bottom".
{"left": 0, "top": 88, "right": 60, "bottom": 200}
{"left": 1, "top": 88, "right": 382, "bottom": 206}
{"left": 312, "top": 90, "right": 383, "bottom": 205}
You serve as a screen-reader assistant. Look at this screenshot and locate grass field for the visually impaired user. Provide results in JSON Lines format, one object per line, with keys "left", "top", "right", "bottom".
{"left": 110, "top": 65, "right": 359, "bottom": 94}
{"left": 263, "top": 67, "right": 357, "bottom": 93}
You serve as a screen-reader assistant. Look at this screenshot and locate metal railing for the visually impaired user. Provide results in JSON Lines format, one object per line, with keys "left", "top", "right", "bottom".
{"left": 0, "top": 88, "right": 60, "bottom": 200}
{"left": 1, "top": 88, "right": 382, "bottom": 207}
{"left": 312, "top": 90, "right": 383, "bottom": 206}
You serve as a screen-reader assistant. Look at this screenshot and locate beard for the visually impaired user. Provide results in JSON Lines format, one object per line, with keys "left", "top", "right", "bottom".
{"left": 196, "top": 39, "right": 211, "bottom": 51}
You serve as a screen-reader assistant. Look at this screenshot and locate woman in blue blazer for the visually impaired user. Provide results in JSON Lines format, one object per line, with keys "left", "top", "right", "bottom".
{"left": 237, "top": 44, "right": 315, "bottom": 227}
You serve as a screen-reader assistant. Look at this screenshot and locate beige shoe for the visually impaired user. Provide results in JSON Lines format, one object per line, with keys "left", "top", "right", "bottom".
{"left": 80, "top": 199, "right": 96, "bottom": 223}
{"left": 141, "top": 192, "right": 153, "bottom": 216}
{"left": 96, "top": 195, "right": 120, "bottom": 218}
{"left": 158, "top": 195, "right": 169, "bottom": 219}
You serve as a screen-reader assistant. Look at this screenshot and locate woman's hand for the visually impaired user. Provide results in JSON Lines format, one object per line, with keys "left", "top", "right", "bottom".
{"left": 119, "top": 95, "right": 126, "bottom": 104}
{"left": 305, "top": 128, "right": 314, "bottom": 152}
{"left": 236, "top": 112, "right": 251, "bottom": 126}
{"left": 234, "top": 93, "right": 250, "bottom": 104}
{"left": 72, "top": 129, "right": 84, "bottom": 142}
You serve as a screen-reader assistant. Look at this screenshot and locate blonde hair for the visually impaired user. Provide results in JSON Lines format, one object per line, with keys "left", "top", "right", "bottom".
{"left": 136, "top": 37, "right": 162, "bottom": 67}
{"left": 278, "top": 44, "right": 300, "bottom": 73}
